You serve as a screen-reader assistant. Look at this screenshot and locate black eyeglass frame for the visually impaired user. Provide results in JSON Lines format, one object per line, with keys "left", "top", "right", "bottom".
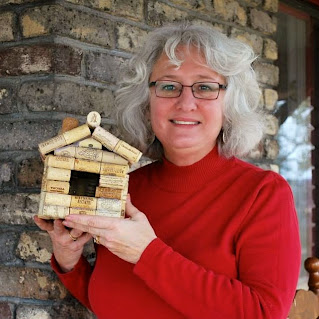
{"left": 149, "top": 80, "right": 227, "bottom": 100}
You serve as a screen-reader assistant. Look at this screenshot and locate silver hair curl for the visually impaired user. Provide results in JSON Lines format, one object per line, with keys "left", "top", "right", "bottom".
{"left": 115, "top": 23, "right": 264, "bottom": 159}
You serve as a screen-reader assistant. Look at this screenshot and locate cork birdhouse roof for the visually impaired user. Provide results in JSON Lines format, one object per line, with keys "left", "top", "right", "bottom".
{"left": 37, "top": 111, "right": 142, "bottom": 220}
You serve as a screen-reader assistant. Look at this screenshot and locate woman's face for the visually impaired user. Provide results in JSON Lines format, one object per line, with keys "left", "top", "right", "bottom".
{"left": 149, "top": 46, "right": 226, "bottom": 163}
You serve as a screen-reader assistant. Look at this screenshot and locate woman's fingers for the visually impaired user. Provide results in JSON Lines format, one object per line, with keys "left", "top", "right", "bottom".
{"left": 34, "top": 215, "right": 54, "bottom": 232}
{"left": 125, "top": 194, "right": 141, "bottom": 219}
{"left": 63, "top": 214, "right": 116, "bottom": 233}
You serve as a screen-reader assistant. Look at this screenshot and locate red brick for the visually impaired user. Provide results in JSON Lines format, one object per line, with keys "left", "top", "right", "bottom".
{"left": 18, "top": 157, "right": 43, "bottom": 188}
{"left": 0, "top": 302, "right": 13, "bottom": 319}
{"left": 0, "top": 266, "right": 67, "bottom": 300}
{"left": 0, "top": 44, "right": 82, "bottom": 76}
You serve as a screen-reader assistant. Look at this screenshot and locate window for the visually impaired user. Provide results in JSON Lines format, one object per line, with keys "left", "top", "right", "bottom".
{"left": 275, "top": 1, "right": 319, "bottom": 288}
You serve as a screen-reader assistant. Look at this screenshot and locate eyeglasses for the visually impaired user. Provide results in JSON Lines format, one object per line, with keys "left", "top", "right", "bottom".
{"left": 149, "top": 80, "right": 227, "bottom": 100}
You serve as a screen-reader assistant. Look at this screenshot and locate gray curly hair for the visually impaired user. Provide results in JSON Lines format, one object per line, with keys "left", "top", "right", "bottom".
{"left": 115, "top": 23, "right": 264, "bottom": 160}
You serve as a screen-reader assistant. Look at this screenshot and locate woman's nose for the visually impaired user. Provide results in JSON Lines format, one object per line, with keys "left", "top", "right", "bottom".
{"left": 174, "top": 87, "right": 198, "bottom": 111}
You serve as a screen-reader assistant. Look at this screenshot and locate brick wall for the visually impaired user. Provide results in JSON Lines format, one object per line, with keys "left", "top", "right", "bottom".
{"left": 0, "top": 0, "right": 279, "bottom": 317}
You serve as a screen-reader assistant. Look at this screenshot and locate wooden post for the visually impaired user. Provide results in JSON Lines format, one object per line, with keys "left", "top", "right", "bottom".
{"left": 305, "top": 257, "right": 319, "bottom": 296}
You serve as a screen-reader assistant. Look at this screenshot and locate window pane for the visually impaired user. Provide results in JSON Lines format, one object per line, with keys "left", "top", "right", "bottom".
{"left": 275, "top": 10, "right": 314, "bottom": 289}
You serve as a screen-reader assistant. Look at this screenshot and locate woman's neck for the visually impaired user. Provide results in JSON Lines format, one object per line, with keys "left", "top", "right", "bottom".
{"left": 164, "top": 144, "right": 216, "bottom": 166}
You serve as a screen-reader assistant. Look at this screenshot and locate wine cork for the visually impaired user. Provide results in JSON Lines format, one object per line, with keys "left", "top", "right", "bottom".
{"left": 75, "top": 147, "right": 103, "bottom": 162}
{"left": 41, "top": 175, "right": 47, "bottom": 192}
{"left": 54, "top": 145, "right": 76, "bottom": 158}
{"left": 95, "top": 186, "right": 123, "bottom": 199}
{"left": 70, "top": 207, "right": 96, "bottom": 215}
{"left": 122, "top": 181, "right": 128, "bottom": 201}
{"left": 63, "top": 124, "right": 91, "bottom": 145}
{"left": 92, "top": 126, "right": 119, "bottom": 151}
{"left": 74, "top": 158, "right": 101, "bottom": 174}
{"left": 101, "top": 151, "right": 128, "bottom": 165}
{"left": 96, "top": 209, "right": 123, "bottom": 218}
{"left": 46, "top": 155, "right": 75, "bottom": 170}
{"left": 60, "top": 117, "right": 79, "bottom": 134}
{"left": 97, "top": 198, "right": 122, "bottom": 211}
{"left": 99, "top": 175, "right": 129, "bottom": 189}
{"left": 113, "top": 140, "right": 142, "bottom": 164}
{"left": 78, "top": 137, "right": 102, "bottom": 149}
{"left": 38, "top": 134, "right": 67, "bottom": 156}
{"left": 39, "top": 205, "right": 70, "bottom": 219}
{"left": 70, "top": 196, "right": 97, "bottom": 210}
{"left": 87, "top": 111, "right": 101, "bottom": 129}
{"left": 45, "top": 180, "right": 70, "bottom": 194}
{"left": 38, "top": 191, "right": 46, "bottom": 216}
{"left": 46, "top": 166, "right": 71, "bottom": 182}
{"left": 44, "top": 193, "right": 72, "bottom": 207}
{"left": 100, "top": 163, "right": 129, "bottom": 177}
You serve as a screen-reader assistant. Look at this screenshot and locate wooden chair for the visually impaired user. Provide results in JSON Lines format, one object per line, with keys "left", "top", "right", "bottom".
{"left": 288, "top": 257, "right": 319, "bottom": 319}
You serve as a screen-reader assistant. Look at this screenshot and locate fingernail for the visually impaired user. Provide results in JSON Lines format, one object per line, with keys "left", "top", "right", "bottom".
{"left": 62, "top": 220, "right": 70, "bottom": 226}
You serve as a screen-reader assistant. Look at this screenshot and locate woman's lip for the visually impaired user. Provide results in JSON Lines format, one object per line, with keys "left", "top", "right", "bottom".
{"left": 170, "top": 120, "right": 200, "bottom": 125}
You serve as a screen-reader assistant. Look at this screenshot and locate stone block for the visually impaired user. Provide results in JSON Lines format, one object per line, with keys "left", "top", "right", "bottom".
{"left": 250, "top": 8, "right": 276, "bottom": 34}
{"left": 264, "top": 138, "right": 279, "bottom": 159}
{"left": 258, "top": 90, "right": 264, "bottom": 109}
{"left": 112, "top": 0, "right": 144, "bottom": 21}
{"left": 240, "top": 0, "right": 262, "bottom": 6}
{"left": 213, "top": 0, "right": 247, "bottom": 26}
{"left": 0, "top": 44, "right": 82, "bottom": 76}
{"left": 0, "top": 120, "right": 60, "bottom": 151}
{"left": 16, "top": 304, "right": 96, "bottom": 319}
{"left": 49, "top": 302, "right": 97, "bottom": 319}
{"left": 85, "top": 52, "right": 126, "bottom": 83}
{"left": 264, "top": 38, "right": 278, "bottom": 60}
{"left": 0, "top": 193, "right": 39, "bottom": 225}
{"left": 0, "top": 85, "right": 18, "bottom": 114}
{"left": 265, "top": 114, "right": 279, "bottom": 136}
{"left": 264, "top": 88, "right": 278, "bottom": 111}
{"left": 0, "top": 12, "right": 14, "bottom": 42}
{"left": 191, "top": 20, "right": 227, "bottom": 34}
{"left": 0, "top": 0, "right": 37, "bottom": 3}
{"left": 0, "top": 231, "right": 19, "bottom": 263}
{"left": 18, "top": 80, "right": 114, "bottom": 117}
{"left": 17, "top": 157, "right": 43, "bottom": 188}
{"left": 17, "top": 231, "right": 52, "bottom": 263}
{"left": 16, "top": 231, "right": 96, "bottom": 263}
{"left": 116, "top": 24, "right": 148, "bottom": 52}
{"left": 16, "top": 306, "right": 51, "bottom": 319}
{"left": 0, "top": 266, "right": 67, "bottom": 300}
{"left": 247, "top": 142, "right": 263, "bottom": 160}
{"left": 0, "top": 161, "right": 15, "bottom": 190}
{"left": 264, "top": 0, "right": 278, "bottom": 12}
{"left": 169, "top": 0, "right": 212, "bottom": 12}
{"left": 0, "top": 302, "right": 13, "bottom": 319}
{"left": 254, "top": 62, "right": 279, "bottom": 86}
{"left": 21, "top": 5, "right": 115, "bottom": 47}
{"left": 147, "top": 1, "right": 189, "bottom": 26}
{"left": 64, "top": 0, "right": 112, "bottom": 12}
{"left": 230, "top": 29, "right": 263, "bottom": 55}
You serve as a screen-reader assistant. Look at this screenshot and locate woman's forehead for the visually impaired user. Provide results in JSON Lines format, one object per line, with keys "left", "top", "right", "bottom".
{"left": 151, "top": 46, "right": 224, "bottom": 81}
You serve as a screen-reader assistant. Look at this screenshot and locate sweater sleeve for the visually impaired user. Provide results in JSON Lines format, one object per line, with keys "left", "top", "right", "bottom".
{"left": 51, "top": 254, "right": 93, "bottom": 310}
{"left": 133, "top": 175, "right": 301, "bottom": 319}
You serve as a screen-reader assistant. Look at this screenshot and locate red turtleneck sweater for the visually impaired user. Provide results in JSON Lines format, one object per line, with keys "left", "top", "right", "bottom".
{"left": 52, "top": 147, "right": 301, "bottom": 319}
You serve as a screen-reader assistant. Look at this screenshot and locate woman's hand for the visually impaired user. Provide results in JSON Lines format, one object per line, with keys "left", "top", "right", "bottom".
{"left": 62, "top": 195, "right": 157, "bottom": 264}
{"left": 34, "top": 216, "right": 92, "bottom": 272}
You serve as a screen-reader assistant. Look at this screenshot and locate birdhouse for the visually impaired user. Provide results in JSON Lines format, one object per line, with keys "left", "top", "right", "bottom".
{"left": 37, "top": 111, "right": 142, "bottom": 220}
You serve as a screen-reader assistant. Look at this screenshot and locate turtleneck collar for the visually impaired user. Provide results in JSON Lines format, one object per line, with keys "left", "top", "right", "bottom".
{"left": 150, "top": 146, "right": 231, "bottom": 193}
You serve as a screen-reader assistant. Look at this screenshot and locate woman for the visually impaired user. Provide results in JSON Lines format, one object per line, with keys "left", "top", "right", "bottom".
{"left": 35, "top": 23, "right": 301, "bottom": 319}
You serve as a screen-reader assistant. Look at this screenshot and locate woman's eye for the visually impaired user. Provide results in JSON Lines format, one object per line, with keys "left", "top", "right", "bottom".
{"left": 161, "top": 84, "right": 176, "bottom": 91}
{"left": 198, "top": 84, "right": 213, "bottom": 91}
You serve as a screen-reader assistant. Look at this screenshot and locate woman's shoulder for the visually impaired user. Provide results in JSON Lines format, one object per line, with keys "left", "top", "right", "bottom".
{"left": 230, "top": 156, "right": 290, "bottom": 189}
{"left": 129, "top": 159, "right": 158, "bottom": 178}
